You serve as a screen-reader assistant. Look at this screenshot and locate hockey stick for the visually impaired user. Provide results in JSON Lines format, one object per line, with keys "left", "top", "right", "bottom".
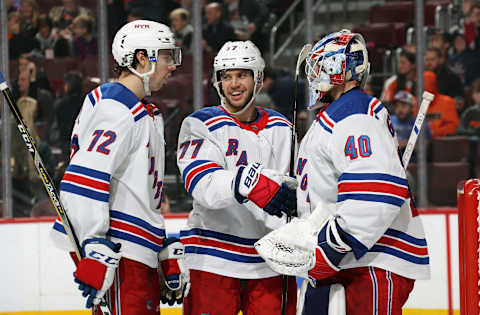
{"left": 281, "top": 43, "right": 312, "bottom": 315}
{"left": 401, "top": 91, "right": 434, "bottom": 168}
{"left": 0, "top": 72, "right": 112, "bottom": 315}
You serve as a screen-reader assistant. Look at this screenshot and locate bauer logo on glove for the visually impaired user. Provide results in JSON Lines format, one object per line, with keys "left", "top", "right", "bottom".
{"left": 234, "top": 162, "right": 297, "bottom": 217}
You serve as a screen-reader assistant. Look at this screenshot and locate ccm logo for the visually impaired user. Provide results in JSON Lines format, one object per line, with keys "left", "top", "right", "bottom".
{"left": 134, "top": 24, "right": 150, "bottom": 29}
{"left": 88, "top": 250, "right": 119, "bottom": 265}
{"left": 173, "top": 248, "right": 184, "bottom": 256}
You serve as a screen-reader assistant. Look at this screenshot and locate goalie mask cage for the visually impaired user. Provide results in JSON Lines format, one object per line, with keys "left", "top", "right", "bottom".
{"left": 458, "top": 179, "right": 480, "bottom": 315}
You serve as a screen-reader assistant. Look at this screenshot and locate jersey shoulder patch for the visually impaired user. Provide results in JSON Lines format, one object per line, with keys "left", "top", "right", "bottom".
{"left": 87, "top": 83, "right": 148, "bottom": 123}
{"left": 326, "top": 89, "right": 384, "bottom": 124}
{"left": 190, "top": 106, "right": 237, "bottom": 132}
{"left": 262, "top": 108, "right": 292, "bottom": 129}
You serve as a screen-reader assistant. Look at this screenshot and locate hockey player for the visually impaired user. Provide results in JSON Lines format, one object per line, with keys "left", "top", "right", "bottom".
{"left": 51, "top": 20, "right": 189, "bottom": 313}
{"left": 255, "top": 30, "right": 430, "bottom": 314}
{"left": 177, "top": 40, "right": 298, "bottom": 314}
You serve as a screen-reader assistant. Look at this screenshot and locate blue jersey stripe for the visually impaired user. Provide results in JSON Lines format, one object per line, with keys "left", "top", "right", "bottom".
{"left": 88, "top": 93, "right": 96, "bottom": 106}
{"left": 338, "top": 173, "right": 408, "bottom": 186}
{"left": 337, "top": 193, "right": 405, "bottom": 207}
{"left": 188, "top": 167, "right": 222, "bottom": 194}
{"left": 60, "top": 182, "right": 109, "bottom": 202}
{"left": 67, "top": 164, "right": 111, "bottom": 181}
{"left": 107, "top": 229, "right": 162, "bottom": 252}
{"left": 182, "top": 160, "right": 211, "bottom": 183}
{"left": 190, "top": 106, "right": 225, "bottom": 122}
{"left": 208, "top": 121, "right": 238, "bottom": 132}
{"left": 265, "top": 122, "right": 291, "bottom": 129}
{"left": 134, "top": 110, "right": 148, "bottom": 122}
{"left": 317, "top": 119, "right": 333, "bottom": 134}
{"left": 185, "top": 246, "right": 264, "bottom": 263}
{"left": 110, "top": 210, "right": 166, "bottom": 237}
{"left": 373, "top": 103, "right": 384, "bottom": 114}
{"left": 53, "top": 221, "right": 66, "bottom": 234}
{"left": 384, "top": 228, "right": 427, "bottom": 246}
{"left": 180, "top": 228, "right": 258, "bottom": 246}
{"left": 370, "top": 245, "right": 430, "bottom": 265}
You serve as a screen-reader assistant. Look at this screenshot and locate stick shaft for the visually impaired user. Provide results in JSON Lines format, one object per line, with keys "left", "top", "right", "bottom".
{"left": 401, "top": 91, "right": 434, "bottom": 168}
{"left": 0, "top": 73, "right": 112, "bottom": 315}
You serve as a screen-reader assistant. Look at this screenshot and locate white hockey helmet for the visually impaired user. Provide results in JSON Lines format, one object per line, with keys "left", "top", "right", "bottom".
{"left": 112, "top": 20, "right": 181, "bottom": 95}
{"left": 305, "top": 29, "right": 370, "bottom": 108}
{"left": 213, "top": 40, "right": 265, "bottom": 113}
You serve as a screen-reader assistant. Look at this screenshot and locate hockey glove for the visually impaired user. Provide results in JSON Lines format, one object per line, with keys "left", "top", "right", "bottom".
{"left": 234, "top": 162, "right": 297, "bottom": 217}
{"left": 255, "top": 202, "right": 350, "bottom": 282}
{"left": 158, "top": 237, "right": 190, "bottom": 305}
{"left": 73, "top": 238, "right": 122, "bottom": 308}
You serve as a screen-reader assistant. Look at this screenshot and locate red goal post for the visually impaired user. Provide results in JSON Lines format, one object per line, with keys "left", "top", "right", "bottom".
{"left": 458, "top": 179, "right": 480, "bottom": 315}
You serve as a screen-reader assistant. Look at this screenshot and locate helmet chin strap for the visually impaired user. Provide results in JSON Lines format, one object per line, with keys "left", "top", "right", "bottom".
{"left": 128, "top": 62, "right": 156, "bottom": 96}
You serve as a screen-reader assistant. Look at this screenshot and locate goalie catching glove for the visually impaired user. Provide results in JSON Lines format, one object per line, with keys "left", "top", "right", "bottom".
{"left": 73, "top": 238, "right": 122, "bottom": 308}
{"left": 254, "top": 202, "right": 351, "bottom": 282}
{"left": 234, "top": 162, "right": 297, "bottom": 217}
{"left": 158, "top": 237, "right": 190, "bottom": 305}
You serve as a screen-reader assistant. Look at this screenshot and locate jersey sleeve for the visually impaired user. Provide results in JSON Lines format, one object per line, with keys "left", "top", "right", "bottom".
{"left": 176, "top": 116, "right": 237, "bottom": 209}
{"left": 59, "top": 100, "right": 137, "bottom": 245}
{"left": 327, "top": 113, "right": 410, "bottom": 259}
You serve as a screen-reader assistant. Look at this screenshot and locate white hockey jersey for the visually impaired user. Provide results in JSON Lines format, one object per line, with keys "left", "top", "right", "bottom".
{"left": 52, "top": 82, "right": 166, "bottom": 268}
{"left": 297, "top": 88, "right": 430, "bottom": 280}
{"left": 177, "top": 105, "right": 292, "bottom": 279}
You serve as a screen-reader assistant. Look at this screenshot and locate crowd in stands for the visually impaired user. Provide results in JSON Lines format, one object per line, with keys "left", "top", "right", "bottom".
{"left": 2, "top": 0, "right": 480, "bottom": 217}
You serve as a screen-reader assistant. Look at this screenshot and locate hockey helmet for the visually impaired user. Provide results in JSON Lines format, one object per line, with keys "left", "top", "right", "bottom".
{"left": 112, "top": 20, "right": 181, "bottom": 95}
{"left": 213, "top": 41, "right": 265, "bottom": 113}
{"left": 305, "top": 30, "right": 370, "bottom": 108}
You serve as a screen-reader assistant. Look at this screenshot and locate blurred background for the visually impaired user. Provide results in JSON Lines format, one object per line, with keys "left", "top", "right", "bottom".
{"left": 1, "top": 0, "right": 480, "bottom": 219}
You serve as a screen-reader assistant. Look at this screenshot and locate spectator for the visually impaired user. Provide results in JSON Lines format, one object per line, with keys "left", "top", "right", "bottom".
{"left": 457, "top": 79, "right": 480, "bottom": 136}
{"left": 10, "top": 97, "right": 54, "bottom": 217}
{"left": 223, "top": 0, "right": 269, "bottom": 51}
{"left": 52, "top": 71, "right": 84, "bottom": 160}
{"left": 8, "top": 11, "right": 40, "bottom": 59}
{"left": 17, "top": 53, "right": 52, "bottom": 95}
{"left": 71, "top": 15, "right": 97, "bottom": 59}
{"left": 381, "top": 50, "right": 416, "bottom": 104}
{"left": 202, "top": 2, "right": 235, "bottom": 53}
{"left": 126, "top": 7, "right": 145, "bottom": 22}
{"left": 391, "top": 90, "right": 431, "bottom": 161}
{"left": 34, "top": 14, "right": 70, "bottom": 58}
{"left": 464, "top": 3, "right": 480, "bottom": 50}
{"left": 49, "top": 0, "right": 93, "bottom": 41}
{"left": 424, "top": 71, "right": 460, "bottom": 137}
{"left": 429, "top": 32, "right": 450, "bottom": 63}
{"left": 424, "top": 47, "right": 464, "bottom": 99}
{"left": 7, "top": 0, "right": 19, "bottom": 14}
{"left": 170, "top": 8, "right": 193, "bottom": 53}
{"left": 12, "top": 69, "right": 54, "bottom": 129}
{"left": 18, "top": 0, "right": 39, "bottom": 40}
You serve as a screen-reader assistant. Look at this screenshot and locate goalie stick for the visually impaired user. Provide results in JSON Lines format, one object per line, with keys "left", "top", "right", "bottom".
{"left": 281, "top": 43, "right": 312, "bottom": 315}
{"left": 401, "top": 91, "right": 434, "bottom": 167}
{"left": 0, "top": 72, "right": 112, "bottom": 315}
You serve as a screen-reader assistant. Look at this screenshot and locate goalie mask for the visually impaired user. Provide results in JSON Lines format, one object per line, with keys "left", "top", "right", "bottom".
{"left": 112, "top": 20, "right": 181, "bottom": 96}
{"left": 305, "top": 30, "right": 370, "bottom": 109}
{"left": 213, "top": 41, "right": 265, "bottom": 115}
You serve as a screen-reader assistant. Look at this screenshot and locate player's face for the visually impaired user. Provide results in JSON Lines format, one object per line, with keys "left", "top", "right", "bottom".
{"left": 220, "top": 69, "right": 255, "bottom": 111}
{"left": 149, "top": 50, "right": 177, "bottom": 92}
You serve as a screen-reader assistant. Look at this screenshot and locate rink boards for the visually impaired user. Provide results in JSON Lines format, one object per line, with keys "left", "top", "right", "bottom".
{"left": 0, "top": 209, "right": 459, "bottom": 314}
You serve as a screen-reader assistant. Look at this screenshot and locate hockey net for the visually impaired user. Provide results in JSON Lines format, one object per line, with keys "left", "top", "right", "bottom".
{"left": 458, "top": 179, "right": 480, "bottom": 315}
